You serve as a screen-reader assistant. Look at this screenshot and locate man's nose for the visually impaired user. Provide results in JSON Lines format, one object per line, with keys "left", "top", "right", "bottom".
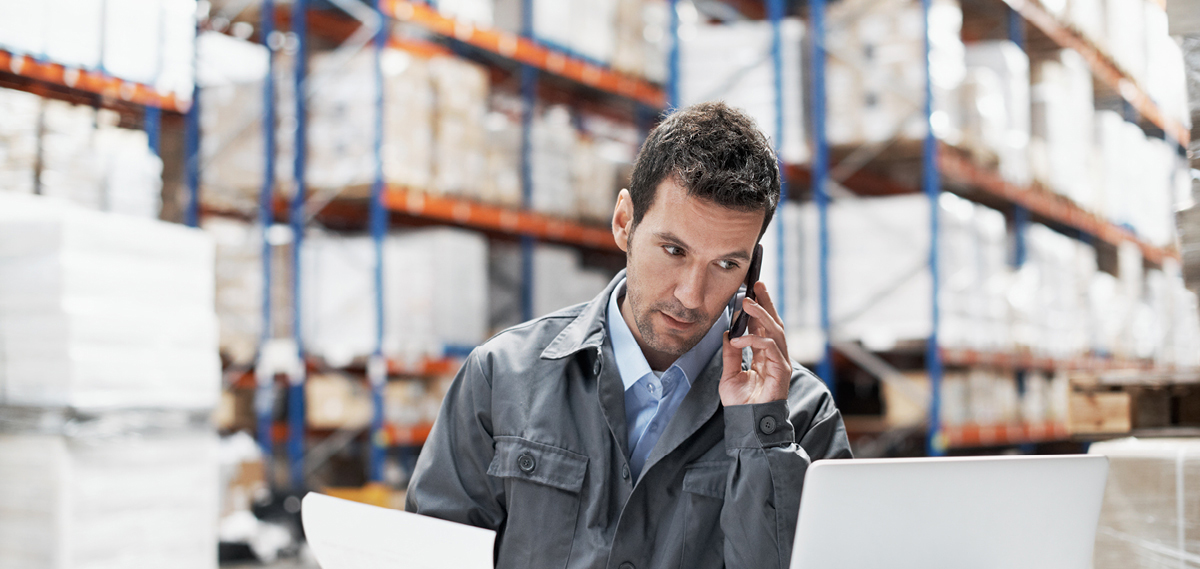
{"left": 673, "top": 263, "right": 707, "bottom": 311}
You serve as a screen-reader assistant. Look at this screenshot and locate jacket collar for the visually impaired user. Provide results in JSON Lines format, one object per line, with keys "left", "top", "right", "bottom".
{"left": 540, "top": 269, "right": 627, "bottom": 360}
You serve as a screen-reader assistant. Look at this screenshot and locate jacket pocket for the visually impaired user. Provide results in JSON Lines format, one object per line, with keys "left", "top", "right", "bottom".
{"left": 680, "top": 462, "right": 729, "bottom": 568}
{"left": 488, "top": 436, "right": 588, "bottom": 569}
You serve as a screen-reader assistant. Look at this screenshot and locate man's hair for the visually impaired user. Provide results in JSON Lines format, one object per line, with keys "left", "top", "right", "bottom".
{"left": 627, "top": 102, "right": 781, "bottom": 238}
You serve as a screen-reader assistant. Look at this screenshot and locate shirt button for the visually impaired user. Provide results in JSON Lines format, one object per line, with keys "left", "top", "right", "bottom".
{"left": 517, "top": 453, "right": 536, "bottom": 473}
{"left": 759, "top": 415, "right": 778, "bottom": 435}
{"left": 619, "top": 563, "right": 635, "bottom": 569}
{"left": 621, "top": 464, "right": 630, "bottom": 480}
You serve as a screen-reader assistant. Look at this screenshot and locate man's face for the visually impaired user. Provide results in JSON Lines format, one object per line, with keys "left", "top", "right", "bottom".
{"left": 612, "top": 177, "right": 765, "bottom": 362}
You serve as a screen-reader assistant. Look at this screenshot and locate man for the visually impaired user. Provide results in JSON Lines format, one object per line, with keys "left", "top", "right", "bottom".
{"left": 406, "top": 102, "right": 851, "bottom": 569}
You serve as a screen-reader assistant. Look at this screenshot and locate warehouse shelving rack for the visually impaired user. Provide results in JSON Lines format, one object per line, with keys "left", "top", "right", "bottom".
{"left": 797, "top": 0, "right": 1187, "bottom": 456}
{"left": 190, "top": 0, "right": 1196, "bottom": 490}
{"left": 193, "top": 0, "right": 662, "bottom": 490}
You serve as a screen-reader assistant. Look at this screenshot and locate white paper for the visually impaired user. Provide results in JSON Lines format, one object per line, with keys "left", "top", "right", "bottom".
{"left": 301, "top": 492, "right": 496, "bottom": 569}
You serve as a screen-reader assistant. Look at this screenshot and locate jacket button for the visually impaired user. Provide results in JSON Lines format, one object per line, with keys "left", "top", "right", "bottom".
{"left": 619, "top": 563, "right": 635, "bottom": 569}
{"left": 517, "top": 453, "right": 536, "bottom": 473}
{"left": 759, "top": 415, "right": 777, "bottom": 435}
{"left": 621, "top": 464, "right": 630, "bottom": 480}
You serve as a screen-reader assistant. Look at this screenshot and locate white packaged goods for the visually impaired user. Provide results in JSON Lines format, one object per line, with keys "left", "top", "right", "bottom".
{"left": 44, "top": 0, "right": 104, "bottom": 69}
{"left": 1031, "top": 50, "right": 1095, "bottom": 209}
{"left": 570, "top": 0, "right": 618, "bottom": 64}
{"left": 482, "top": 111, "right": 522, "bottom": 208}
{"left": 103, "top": 0, "right": 162, "bottom": 85}
{"left": 572, "top": 137, "right": 622, "bottom": 223}
{"left": 436, "top": 0, "right": 493, "bottom": 27}
{"left": 1066, "top": 0, "right": 1104, "bottom": 48}
{"left": 612, "top": 0, "right": 666, "bottom": 80}
{"left": 308, "top": 49, "right": 435, "bottom": 193}
{"left": 824, "top": 0, "right": 963, "bottom": 147}
{"left": 758, "top": 202, "right": 820, "bottom": 359}
{"left": 0, "top": 88, "right": 39, "bottom": 195}
{"left": 531, "top": 106, "right": 578, "bottom": 217}
{"left": 36, "top": 102, "right": 164, "bottom": 218}
{"left": 0, "top": 429, "right": 219, "bottom": 569}
{"left": 532, "top": 244, "right": 613, "bottom": 318}
{"left": 1010, "top": 225, "right": 1095, "bottom": 358}
{"left": 1105, "top": 0, "right": 1146, "bottom": 85}
{"left": 680, "top": 18, "right": 808, "bottom": 164}
{"left": 430, "top": 55, "right": 488, "bottom": 198}
{"left": 1089, "top": 438, "right": 1200, "bottom": 569}
{"left": 0, "top": 0, "right": 46, "bottom": 56}
{"left": 197, "top": 33, "right": 292, "bottom": 214}
{"left": 0, "top": 193, "right": 220, "bottom": 410}
{"left": 302, "top": 228, "right": 488, "bottom": 366}
{"left": 201, "top": 217, "right": 263, "bottom": 367}
{"left": 964, "top": 41, "right": 1031, "bottom": 185}
{"left": 157, "top": 0, "right": 198, "bottom": 99}
{"left": 791, "top": 193, "right": 1010, "bottom": 353}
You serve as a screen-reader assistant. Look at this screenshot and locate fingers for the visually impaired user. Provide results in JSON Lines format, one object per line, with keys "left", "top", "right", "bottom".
{"left": 728, "top": 333, "right": 788, "bottom": 370}
{"left": 721, "top": 330, "right": 745, "bottom": 379}
{"left": 741, "top": 296, "right": 788, "bottom": 362}
{"left": 752, "top": 282, "right": 785, "bottom": 329}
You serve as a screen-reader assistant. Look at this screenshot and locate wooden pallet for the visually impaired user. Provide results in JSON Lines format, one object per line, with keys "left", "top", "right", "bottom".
{"left": 1067, "top": 370, "right": 1200, "bottom": 435}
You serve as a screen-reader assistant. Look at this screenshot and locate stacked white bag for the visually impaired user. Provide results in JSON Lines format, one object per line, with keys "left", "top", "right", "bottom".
{"left": 0, "top": 193, "right": 220, "bottom": 569}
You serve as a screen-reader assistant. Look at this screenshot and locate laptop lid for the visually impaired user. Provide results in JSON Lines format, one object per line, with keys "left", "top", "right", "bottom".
{"left": 789, "top": 455, "right": 1109, "bottom": 569}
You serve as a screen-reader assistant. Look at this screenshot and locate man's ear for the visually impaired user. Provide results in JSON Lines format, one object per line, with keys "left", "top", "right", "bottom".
{"left": 612, "top": 189, "right": 634, "bottom": 253}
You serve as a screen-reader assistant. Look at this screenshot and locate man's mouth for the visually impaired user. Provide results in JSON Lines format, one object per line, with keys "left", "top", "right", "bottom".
{"left": 659, "top": 311, "right": 695, "bottom": 330}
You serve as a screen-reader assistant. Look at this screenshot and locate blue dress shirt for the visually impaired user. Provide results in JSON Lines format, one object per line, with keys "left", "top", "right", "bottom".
{"left": 606, "top": 278, "right": 730, "bottom": 480}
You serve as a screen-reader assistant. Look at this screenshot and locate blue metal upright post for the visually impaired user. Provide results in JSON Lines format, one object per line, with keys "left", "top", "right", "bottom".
{"left": 184, "top": 84, "right": 200, "bottom": 227}
{"left": 667, "top": 0, "right": 680, "bottom": 109}
{"left": 144, "top": 106, "right": 161, "bottom": 157}
{"left": 368, "top": 0, "right": 389, "bottom": 483}
{"left": 288, "top": 0, "right": 309, "bottom": 489}
{"left": 519, "top": 0, "right": 536, "bottom": 322}
{"left": 1007, "top": 4, "right": 1030, "bottom": 272}
{"left": 809, "top": 0, "right": 834, "bottom": 395}
{"left": 257, "top": 0, "right": 279, "bottom": 461}
{"left": 921, "top": 0, "right": 945, "bottom": 457}
{"left": 767, "top": 0, "right": 787, "bottom": 321}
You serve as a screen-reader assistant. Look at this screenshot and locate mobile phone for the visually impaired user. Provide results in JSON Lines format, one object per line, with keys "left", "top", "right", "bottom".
{"left": 729, "top": 243, "right": 763, "bottom": 339}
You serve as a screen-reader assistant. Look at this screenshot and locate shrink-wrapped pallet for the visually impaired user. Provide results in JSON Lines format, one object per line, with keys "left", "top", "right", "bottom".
{"left": 824, "top": 0, "right": 963, "bottom": 147}
{"left": 201, "top": 217, "right": 264, "bottom": 367}
{"left": 1031, "top": 50, "right": 1095, "bottom": 209}
{"left": 482, "top": 111, "right": 522, "bottom": 208}
{"left": 0, "top": 193, "right": 220, "bottom": 410}
{"left": 1089, "top": 438, "right": 1200, "bottom": 569}
{"left": 301, "top": 228, "right": 489, "bottom": 366}
{"left": 680, "top": 18, "right": 808, "bottom": 164}
{"left": 430, "top": 55, "right": 488, "bottom": 198}
{"left": 964, "top": 40, "right": 1031, "bottom": 185}
{"left": 530, "top": 105, "right": 578, "bottom": 217}
{"left": 0, "top": 422, "right": 219, "bottom": 569}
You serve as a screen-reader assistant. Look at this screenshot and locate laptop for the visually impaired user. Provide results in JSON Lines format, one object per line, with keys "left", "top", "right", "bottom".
{"left": 789, "top": 455, "right": 1109, "bottom": 569}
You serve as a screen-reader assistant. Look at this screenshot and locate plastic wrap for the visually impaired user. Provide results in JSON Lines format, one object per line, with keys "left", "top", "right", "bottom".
{"left": 0, "top": 88, "right": 39, "bottom": 195}
{"left": 1089, "top": 438, "right": 1200, "bottom": 569}
{"left": 0, "top": 193, "right": 220, "bottom": 410}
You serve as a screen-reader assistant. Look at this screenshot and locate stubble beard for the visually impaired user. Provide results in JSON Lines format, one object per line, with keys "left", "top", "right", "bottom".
{"left": 626, "top": 270, "right": 715, "bottom": 359}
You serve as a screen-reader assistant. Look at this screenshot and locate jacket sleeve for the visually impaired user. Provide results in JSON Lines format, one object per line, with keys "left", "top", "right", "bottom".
{"left": 720, "top": 366, "right": 852, "bottom": 569}
{"left": 404, "top": 350, "right": 507, "bottom": 531}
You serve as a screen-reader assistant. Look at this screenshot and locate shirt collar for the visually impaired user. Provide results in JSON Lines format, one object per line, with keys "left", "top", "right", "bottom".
{"left": 606, "top": 278, "right": 730, "bottom": 392}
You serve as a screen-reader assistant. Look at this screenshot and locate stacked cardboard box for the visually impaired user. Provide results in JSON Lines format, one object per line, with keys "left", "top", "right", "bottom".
{"left": 883, "top": 367, "right": 1069, "bottom": 428}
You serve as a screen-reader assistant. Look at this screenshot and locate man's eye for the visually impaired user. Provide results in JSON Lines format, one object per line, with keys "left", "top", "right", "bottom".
{"left": 717, "top": 260, "right": 739, "bottom": 271}
{"left": 664, "top": 245, "right": 684, "bottom": 256}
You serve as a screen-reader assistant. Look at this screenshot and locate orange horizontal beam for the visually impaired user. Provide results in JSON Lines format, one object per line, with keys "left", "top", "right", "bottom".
{"left": 1000, "top": 0, "right": 1188, "bottom": 146}
{"left": 0, "top": 49, "right": 186, "bottom": 113}
{"left": 383, "top": 0, "right": 665, "bottom": 108}
{"left": 942, "top": 421, "right": 1069, "bottom": 448}
{"left": 381, "top": 186, "right": 620, "bottom": 252}
{"left": 381, "top": 422, "right": 434, "bottom": 446}
{"left": 938, "top": 147, "right": 1177, "bottom": 266}
{"left": 940, "top": 347, "right": 1156, "bottom": 372}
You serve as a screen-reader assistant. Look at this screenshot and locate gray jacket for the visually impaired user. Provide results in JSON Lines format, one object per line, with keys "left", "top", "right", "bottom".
{"left": 406, "top": 271, "right": 852, "bottom": 569}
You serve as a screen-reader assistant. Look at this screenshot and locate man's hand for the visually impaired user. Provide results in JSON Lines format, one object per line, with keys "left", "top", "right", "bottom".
{"left": 719, "top": 282, "right": 791, "bottom": 406}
